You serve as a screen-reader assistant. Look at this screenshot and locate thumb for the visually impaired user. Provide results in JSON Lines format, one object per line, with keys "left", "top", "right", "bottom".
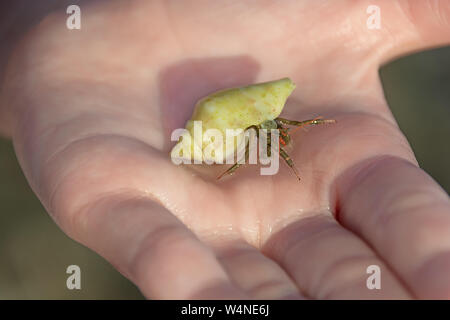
{"left": 380, "top": 0, "right": 450, "bottom": 63}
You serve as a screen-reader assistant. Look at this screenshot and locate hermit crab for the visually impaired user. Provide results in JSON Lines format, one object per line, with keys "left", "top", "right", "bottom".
{"left": 171, "top": 78, "right": 336, "bottom": 180}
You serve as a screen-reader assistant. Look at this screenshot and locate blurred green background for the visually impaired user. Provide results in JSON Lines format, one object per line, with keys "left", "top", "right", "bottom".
{"left": 0, "top": 47, "right": 449, "bottom": 299}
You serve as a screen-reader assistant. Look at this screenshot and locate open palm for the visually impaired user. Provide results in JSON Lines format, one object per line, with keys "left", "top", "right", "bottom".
{"left": 2, "top": 0, "right": 450, "bottom": 299}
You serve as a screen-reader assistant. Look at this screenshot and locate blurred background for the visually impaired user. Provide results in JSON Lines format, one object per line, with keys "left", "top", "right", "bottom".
{"left": 0, "top": 46, "right": 449, "bottom": 299}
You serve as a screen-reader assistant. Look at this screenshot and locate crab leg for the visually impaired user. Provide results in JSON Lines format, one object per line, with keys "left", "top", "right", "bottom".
{"left": 276, "top": 117, "right": 336, "bottom": 127}
{"left": 217, "top": 125, "right": 259, "bottom": 179}
{"left": 216, "top": 143, "right": 250, "bottom": 179}
{"left": 279, "top": 146, "right": 301, "bottom": 180}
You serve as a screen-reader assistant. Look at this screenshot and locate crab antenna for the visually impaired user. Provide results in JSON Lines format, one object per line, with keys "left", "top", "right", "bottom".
{"left": 290, "top": 116, "right": 336, "bottom": 136}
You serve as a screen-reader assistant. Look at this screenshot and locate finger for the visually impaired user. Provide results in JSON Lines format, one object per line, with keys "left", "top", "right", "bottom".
{"left": 263, "top": 213, "right": 411, "bottom": 299}
{"left": 72, "top": 194, "right": 248, "bottom": 299}
{"left": 12, "top": 107, "right": 246, "bottom": 301}
{"left": 336, "top": 155, "right": 450, "bottom": 299}
{"left": 380, "top": 0, "right": 450, "bottom": 62}
{"left": 208, "top": 238, "right": 304, "bottom": 299}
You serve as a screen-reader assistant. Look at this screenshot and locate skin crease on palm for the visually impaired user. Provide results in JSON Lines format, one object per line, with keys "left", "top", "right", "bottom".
{"left": 1, "top": 0, "right": 450, "bottom": 299}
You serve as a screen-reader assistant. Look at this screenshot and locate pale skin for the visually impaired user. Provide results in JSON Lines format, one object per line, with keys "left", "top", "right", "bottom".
{"left": 1, "top": 0, "right": 450, "bottom": 299}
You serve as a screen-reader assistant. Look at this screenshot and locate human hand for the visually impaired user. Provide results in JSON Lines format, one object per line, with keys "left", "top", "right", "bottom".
{"left": 1, "top": 0, "right": 449, "bottom": 299}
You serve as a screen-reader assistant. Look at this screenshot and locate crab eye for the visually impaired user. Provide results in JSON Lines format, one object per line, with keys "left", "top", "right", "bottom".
{"left": 171, "top": 78, "right": 296, "bottom": 163}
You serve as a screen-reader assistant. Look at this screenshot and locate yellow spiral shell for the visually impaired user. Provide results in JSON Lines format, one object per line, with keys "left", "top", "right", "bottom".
{"left": 171, "top": 78, "right": 296, "bottom": 163}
